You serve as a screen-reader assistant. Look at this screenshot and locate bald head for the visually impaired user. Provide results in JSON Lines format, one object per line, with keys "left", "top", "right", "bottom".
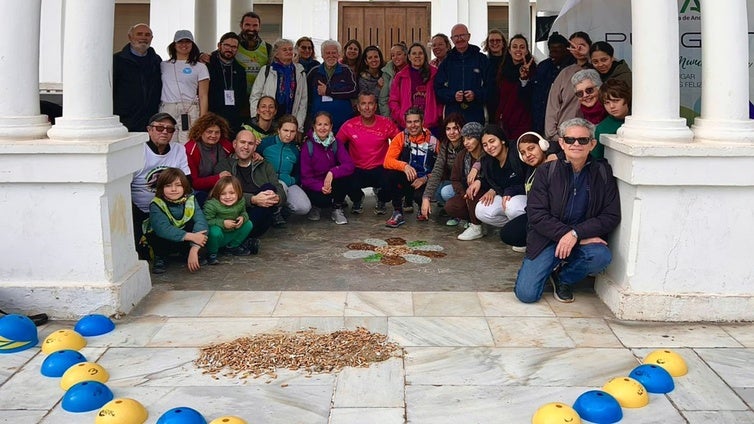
{"left": 450, "top": 24, "right": 470, "bottom": 52}
{"left": 128, "top": 24, "right": 153, "bottom": 55}
{"left": 233, "top": 130, "right": 259, "bottom": 161}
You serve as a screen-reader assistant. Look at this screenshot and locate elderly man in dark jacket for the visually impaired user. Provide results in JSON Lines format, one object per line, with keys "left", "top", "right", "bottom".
{"left": 113, "top": 23, "right": 162, "bottom": 132}
{"left": 514, "top": 118, "right": 620, "bottom": 303}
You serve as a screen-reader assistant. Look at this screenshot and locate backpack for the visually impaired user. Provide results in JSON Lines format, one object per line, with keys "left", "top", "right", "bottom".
{"left": 305, "top": 139, "right": 337, "bottom": 157}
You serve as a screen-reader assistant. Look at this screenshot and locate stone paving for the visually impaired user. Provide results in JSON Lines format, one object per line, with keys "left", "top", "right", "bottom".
{"left": 2, "top": 196, "right": 753, "bottom": 423}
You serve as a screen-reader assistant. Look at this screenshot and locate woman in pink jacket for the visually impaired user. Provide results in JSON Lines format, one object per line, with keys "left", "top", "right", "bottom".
{"left": 388, "top": 43, "right": 443, "bottom": 134}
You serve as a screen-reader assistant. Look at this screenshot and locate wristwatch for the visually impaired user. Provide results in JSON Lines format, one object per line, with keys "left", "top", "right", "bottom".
{"left": 570, "top": 229, "right": 578, "bottom": 239}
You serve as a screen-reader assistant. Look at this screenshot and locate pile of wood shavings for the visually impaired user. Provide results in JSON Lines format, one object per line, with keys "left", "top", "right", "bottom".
{"left": 195, "top": 327, "right": 403, "bottom": 380}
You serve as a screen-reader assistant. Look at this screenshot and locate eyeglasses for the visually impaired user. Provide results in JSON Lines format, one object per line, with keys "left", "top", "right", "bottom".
{"left": 451, "top": 33, "right": 470, "bottom": 40}
{"left": 562, "top": 136, "right": 592, "bottom": 145}
{"left": 220, "top": 43, "right": 239, "bottom": 49}
{"left": 150, "top": 125, "right": 176, "bottom": 133}
{"left": 574, "top": 86, "right": 596, "bottom": 98}
{"left": 488, "top": 39, "right": 503, "bottom": 44}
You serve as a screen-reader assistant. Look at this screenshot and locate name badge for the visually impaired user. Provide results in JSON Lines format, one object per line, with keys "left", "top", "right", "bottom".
{"left": 322, "top": 95, "right": 333, "bottom": 102}
{"left": 224, "top": 90, "right": 235, "bottom": 106}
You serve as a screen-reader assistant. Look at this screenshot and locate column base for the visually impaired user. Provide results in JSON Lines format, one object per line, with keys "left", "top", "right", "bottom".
{"left": 0, "top": 262, "right": 151, "bottom": 320}
{"left": 617, "top": 116, "right": 694, "bottom": 143}
{"left": 47, "top": 115, "right": 128, "bottom": 140}
{"left": 596, "top": 274, "right": 754, "bottom": 322}
{"left": 692, "top": 117, "right": 754, "bottom": 143}
{"left": 0, "top": 115, "right": 51, "bottom": 140}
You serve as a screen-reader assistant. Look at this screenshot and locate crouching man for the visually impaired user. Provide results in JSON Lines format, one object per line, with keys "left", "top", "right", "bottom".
{"left": 514, "top": 118, "right": 620, "bottom": 303}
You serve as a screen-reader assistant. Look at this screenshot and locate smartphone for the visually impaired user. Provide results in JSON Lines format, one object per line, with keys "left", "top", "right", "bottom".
{"left": 180, "top": 113, "right": 189, "bottom": 131}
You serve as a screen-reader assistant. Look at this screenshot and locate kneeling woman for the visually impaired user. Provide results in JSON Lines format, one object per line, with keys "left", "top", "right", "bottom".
{"left": 146, "top": 168, "right": 209, "bottom": 274}
{"left": 300, "top": 111, "right": 355, "bottom": 224}
{"left": 499, "top": 132, "right": 549, "bottom": 252}
{"left": 470, "top": 125, "right": 526, "bottom": 237}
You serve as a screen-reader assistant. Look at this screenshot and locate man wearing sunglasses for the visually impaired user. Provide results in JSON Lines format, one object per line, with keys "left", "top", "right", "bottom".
{"left": 131, "top": 113, "right": 192, "bottom": 256}
{"left": 514, "top": 118, "right": 620, "bottom": 304}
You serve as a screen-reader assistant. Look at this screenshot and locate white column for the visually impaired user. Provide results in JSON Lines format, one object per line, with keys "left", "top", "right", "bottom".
{"left": 47, "top": 0, "right": 127, "bottom": 141}
{"left": 508, "top": 0, "right": 531, "bottom": 40}
{"left": 195, "top": 0, "right": 218, "bottom": 52}
{"left": 230, "top": 0, "right": 254, "bottom": 31}
{"left": 618, "top": 0, "right": 692, "bottom": 143}
{"left": 0, "top": 0, "right": 50, "bottom": 140}
{"left": 691, "top": 0, "right": 754, "bottom": 143}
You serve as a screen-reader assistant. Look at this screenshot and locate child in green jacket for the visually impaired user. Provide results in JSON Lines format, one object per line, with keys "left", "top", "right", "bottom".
{"left": 203, "top": 176, "right": 255, "bottom": 264}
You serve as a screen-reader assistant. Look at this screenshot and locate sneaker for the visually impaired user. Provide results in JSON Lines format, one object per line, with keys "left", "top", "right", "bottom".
{"left": 402, "top": 199, "right": 414, "bottom": 214}
{"left": 416, "top": 212, "right": 429, "bottom": 221}
{"left": 152, "top": 257, "right": 167, "bottom": 274}
{"left": 459, "top": 219, "right": 470, "bottom": 229}
{"left": 550, "top": 271, "right": 574, "bottom": 303}
{"left": 307, "top": 207, "right": 321, "bottom": 221}
{"left": 351, "top": 201, "right": 364, "bottom": 214}
{"left": 374, "top": 201, "right": 387, "bottom": 215}
{"left": 385, "top": 211, "right": 406, "bottom": 228}
{"left": 228, "top": 244, "right": 251, "bottom": 256}
{"left": 272, "top": 208, "right": 286, "bottom": 227}
{"left": 457, "top": 223, "right": 484, "bottom": 241}
{"left": 511, "top": 245, "right": 527, "bottom": 253}
{"left": 207, "top": 253, "right": 220, "bottom": 265}
{"left": 331, "top": 208, "right": 348, "bottom": 225}
{"left": 245, "top": 237, "right": 261, "bottom": 255}
{"left": 446, "top": 218, "right": 460, "bottom": 226}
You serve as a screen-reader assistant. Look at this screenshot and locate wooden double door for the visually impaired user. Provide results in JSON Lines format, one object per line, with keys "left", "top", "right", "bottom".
{"left": 338, "top": 2, "right": 431, "bottom": 50}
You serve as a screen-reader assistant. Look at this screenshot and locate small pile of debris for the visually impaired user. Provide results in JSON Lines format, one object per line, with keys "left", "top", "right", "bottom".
{"left": 195, "top": 327, "right": 403, "bottom": 380}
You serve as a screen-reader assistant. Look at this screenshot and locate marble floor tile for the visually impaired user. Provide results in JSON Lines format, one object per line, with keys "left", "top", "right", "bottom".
{"left": 405, "top": 347, "right": 639, "bottom": 387}
{"left": 345, "top": 292, "right": 413, "bottom": 316}
{"left": 135, "top": 290, "right": 214, "bottom": 317}
{"left": 735, "top": 387, "right": 754, "bottom": 409}
{"left": 412, "top": 292, "right": 484, "bottom": 316}
{"left": 695, "top": 348, "right": 754, "bottom": 388}
{"left": 344, "top": 316, "right": 389, "bottom": 335}
{"left": 683, "top": 410, "right": 754, "bottom": 423}
{"left": 488, "top": 317, "right": 575, "bottom": 347}
{"left": 560, "top": 317, "right": 624, "bottom": 348}
{"left": 0, "top": 348, "right": 38, "bottom": 385}
{"left": 329, "top": 407, "right": 405, "bottom": 424}
{"left": 272, "top": 291, "right": 347, "bottom": 316}
{"left": 608, "top": 321, "right": 742, "bottom": 348}
{"left": 200, "top": 291, "right": 281, "bottom": 316}
{"left": 333, "top": 357, "right": 404, "bottom": 407}
{"left": 633, "top": 348, "right": 749, "bottom": 411}
{"left": 388, "top": 317, "right": 494, "bottom": 347}
{"left": 544, "top": 291, "right": 616, "bottom": 318}
{"left": 0, "top": 410, "right": 48, "bottom": 424}
{"left": 84, "top": 315, "right": 167, "bottom": 347}
{"left": 477, "top": 292, "right": 556, "bottom": 317}
{"left": 721, "top": 323, "right": 754, "bottom": 347}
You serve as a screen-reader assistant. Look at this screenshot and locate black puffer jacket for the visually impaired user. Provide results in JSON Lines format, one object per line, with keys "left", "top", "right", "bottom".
{"left": 113, "top": 44, "right": 162, "bottom": 132}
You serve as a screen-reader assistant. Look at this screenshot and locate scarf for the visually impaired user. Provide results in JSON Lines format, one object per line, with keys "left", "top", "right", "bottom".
{"left": 271, "top": 61, "right": 296, "bottom": 115}
{"left": 581, "top": 101, "right": 608, "bottom": 125}
{"left": 313, "top": 131, "right": 336, "bottom": 148}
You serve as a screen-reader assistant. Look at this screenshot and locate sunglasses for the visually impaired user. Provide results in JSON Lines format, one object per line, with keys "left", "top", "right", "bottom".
{"left": 562, "top": 136, "right": 592, "bottom": 145}
{"left": 574, "top": 86, "right": 596, "bottom": 98}
{"left": 150, "top": 125, "right": 176, "bottom": 133}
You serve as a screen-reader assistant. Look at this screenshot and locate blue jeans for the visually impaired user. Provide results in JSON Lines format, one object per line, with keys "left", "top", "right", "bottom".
{"left": 514, "top": 243, "right": 612, "bottom": 303}
{"left": 437, "top": 181, "right": 454, "bottom": 203}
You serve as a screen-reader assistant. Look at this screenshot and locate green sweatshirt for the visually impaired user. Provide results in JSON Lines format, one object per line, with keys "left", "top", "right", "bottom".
{"left": 203, "top": 198, "right": 250, "bottom": 232}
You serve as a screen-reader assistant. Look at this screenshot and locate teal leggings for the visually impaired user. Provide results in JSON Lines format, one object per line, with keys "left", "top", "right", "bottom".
{"left": 207, "top": 220, "right": 253, "bottom": 254}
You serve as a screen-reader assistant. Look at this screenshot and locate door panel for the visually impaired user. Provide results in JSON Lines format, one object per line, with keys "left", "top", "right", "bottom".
{"left": 338, "top": 2, "right": 430, "bottom": 51}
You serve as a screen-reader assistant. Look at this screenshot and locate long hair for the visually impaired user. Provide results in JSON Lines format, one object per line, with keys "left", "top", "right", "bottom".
{"left": 168, "top": 40, "right": 201, "bottom": 65}
{"left": 357, "top": 45, "right": 385, "bottom": 76}
{"left": 407, "top": 43, "right": 431, "bottom": 84}
{"left": 295, "top": 36, "right": 317, "bottom": 60}
{"left": 342, "top": 39, "right": 362, "bottom": 67}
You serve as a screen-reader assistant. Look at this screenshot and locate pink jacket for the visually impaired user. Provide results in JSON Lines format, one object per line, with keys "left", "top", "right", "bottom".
{"left": 388, "top": 65, "right": 443, "bottom": 130}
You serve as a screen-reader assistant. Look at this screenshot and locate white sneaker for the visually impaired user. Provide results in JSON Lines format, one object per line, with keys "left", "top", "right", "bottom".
{"left": 457, "top": 223, "right": 484, "bottom": 241}
{"left": 331, "top": 208, "right": 348, "bottom": 225}
{"left": 307, "top": 207, "right": 321, "bottom": 221}
{"left": 511, "top": 245, "right": 527, "bottom": 253}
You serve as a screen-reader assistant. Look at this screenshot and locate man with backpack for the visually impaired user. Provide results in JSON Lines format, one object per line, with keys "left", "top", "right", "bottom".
{"left": 514, "top": 118, "right": 621, "bottom": 304}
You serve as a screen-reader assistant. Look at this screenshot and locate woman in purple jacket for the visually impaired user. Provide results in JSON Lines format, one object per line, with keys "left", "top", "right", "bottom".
{"left": 300, "top": 111, "right": 355, "bottom": 225}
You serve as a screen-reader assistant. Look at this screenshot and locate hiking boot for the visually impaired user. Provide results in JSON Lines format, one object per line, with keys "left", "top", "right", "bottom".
{"left": 152, "top": 257, "right": 167, "bottom": 274}
{"left": 332, "top": 208, "right": 348, "bottom": 225}
{"left": 272, "top": 208, "right": 286, "bottom": 227}
{"left": 457, "top": 223, "right": 484, "bottom": 241}
{"left": 550, "top": 271, "right": 574, "bottom": 303}
{"left": 307, "top": 207, "right": 321, "bottom": 221}
{"left": 351, "top": 201, "right": 364, "bottom": 214}
{"left": 245, "top": 238, "right": 261, "bottom": 255}
{"left": 385, "top": 211, "right": 406, "bottom": 228}
{"left": 402, "top": 199, "right": 414, "bottom": 214}
{"left": 446, "top": 218, "right": 460, "bottom": 226}
{"left": 374, "top": 201, "right": 387, "bottom": 215}
{"left": 228, "top": 244, "right": 251, "bottom": 256}
{"left": 207, "top": 253, "right": 220, "bottom": 265}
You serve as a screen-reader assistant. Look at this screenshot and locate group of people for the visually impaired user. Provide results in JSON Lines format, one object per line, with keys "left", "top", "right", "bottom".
{"left": 120, "top": 12, "right": 626, "bottom": 305}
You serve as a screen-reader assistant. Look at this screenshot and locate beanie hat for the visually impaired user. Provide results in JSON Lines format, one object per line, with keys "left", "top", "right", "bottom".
{"left": 461, "top": 122, "right": 483, "bottom": 140}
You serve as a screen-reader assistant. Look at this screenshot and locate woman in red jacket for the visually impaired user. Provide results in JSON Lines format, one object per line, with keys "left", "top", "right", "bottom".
{"left": 183, "top": 112, "right": 234, "bottom": 205}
